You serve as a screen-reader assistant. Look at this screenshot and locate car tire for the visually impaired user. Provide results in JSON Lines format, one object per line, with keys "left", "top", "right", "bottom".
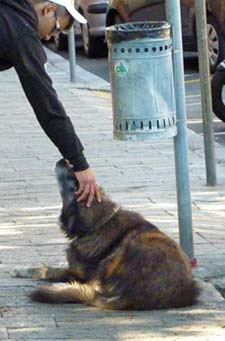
{"left": 81, "top": 23, "right": 106, "bottom": 58}
{"left": 114, "top": 14, "right": 123, "bottom": 25}
{"left": 211, "top": 66, "right": 225, "bottom": 122}
{"left": 54, "top": 32, "right": 68, "bottom": 51}
{"left": 207, "top": 15, "right": 225, "bottom": 73}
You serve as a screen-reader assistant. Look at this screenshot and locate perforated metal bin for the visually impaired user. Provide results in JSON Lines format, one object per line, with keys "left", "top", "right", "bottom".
{"left": 106, "top": 22, "right": 177, "bottom": 141}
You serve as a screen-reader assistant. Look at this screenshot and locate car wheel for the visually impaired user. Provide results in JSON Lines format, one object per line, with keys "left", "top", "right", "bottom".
{"left": 211, "top": 65, "right": 225, "bottom": 122}
{"left": 114, "top": 14, "right": 123, "bottom": 25}
{"left": 207, "top": 15, "right": 225, "bottom": 73}
{"left": 81, "top": 23, "right": 106, "bottom": 58}
{"left": 54, "top": 32, "right": 68, "bottom": 51}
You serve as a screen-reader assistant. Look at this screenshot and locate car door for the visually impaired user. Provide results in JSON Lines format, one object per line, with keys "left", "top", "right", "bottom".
{"left": 128, "top": 0, "right": 193, "bottom": 44}
{"left": 127, "top": 0, "right": 165, "bottom": 22}
{"left": 180, "top": 4, "right": 196, "bottom": 50}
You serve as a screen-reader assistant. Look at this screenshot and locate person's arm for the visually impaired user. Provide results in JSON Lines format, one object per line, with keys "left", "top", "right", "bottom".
{"left": 13, "top": 31, "right": 88, "bottom": 171}
{"left": 11, "top": 26, "right": 100, "bottom": 205}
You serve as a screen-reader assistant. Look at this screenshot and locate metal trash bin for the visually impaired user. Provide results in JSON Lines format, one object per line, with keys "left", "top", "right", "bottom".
{"left": 106, "top": 22, "right": 177, "bottom": 141}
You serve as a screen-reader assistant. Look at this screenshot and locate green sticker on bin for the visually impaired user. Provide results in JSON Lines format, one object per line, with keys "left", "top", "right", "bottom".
{"left": 115, "top": 62, "right": 128, "bottom": 77}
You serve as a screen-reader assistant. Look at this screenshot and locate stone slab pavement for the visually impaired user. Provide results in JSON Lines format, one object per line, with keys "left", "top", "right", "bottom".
{"left": 0, "top": 48, "right": 225, "bottom": 340}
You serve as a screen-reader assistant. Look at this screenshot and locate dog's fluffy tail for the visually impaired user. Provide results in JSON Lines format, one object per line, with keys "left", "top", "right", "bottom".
{"left": 30, "top": 282, "right": 97, "bottom": 304}
{"left": 30, "top": 280, "right": 200, "bottom": 310}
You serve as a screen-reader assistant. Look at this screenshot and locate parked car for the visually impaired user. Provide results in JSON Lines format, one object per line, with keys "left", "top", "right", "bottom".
{"left": 106, "top": 0, "right": 225, "bottom": 73}
{"left": 53, "top": 22, "right": 82, "bottom": 51}
{"left": 76, "top": 0, "right": 108, "bottom": 57}
{"left": 212, "top": 60, "right": 225, "bottom": 122}
{"left": 53, "top": 1, "right": 108, "bottom": 57}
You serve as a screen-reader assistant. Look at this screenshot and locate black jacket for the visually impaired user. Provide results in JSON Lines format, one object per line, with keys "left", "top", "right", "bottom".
{"left": 0, "top": 0, "right": 89, "bottom": 171}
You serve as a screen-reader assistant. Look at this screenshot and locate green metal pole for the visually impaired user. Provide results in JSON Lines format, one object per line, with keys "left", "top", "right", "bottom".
{"left": 166, "top": 0, "right": 195, "bottom": 263}
{"left": 195, "top": 0, "right": 217, "bottom": 186}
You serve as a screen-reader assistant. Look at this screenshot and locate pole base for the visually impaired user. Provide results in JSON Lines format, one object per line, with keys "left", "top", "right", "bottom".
{"left": 190, "top": 258, "right": 198, "bottom": 268}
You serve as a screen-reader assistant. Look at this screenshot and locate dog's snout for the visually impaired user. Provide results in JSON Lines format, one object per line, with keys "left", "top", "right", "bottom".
{"left": 55, "top": 159, "right": 79, "bottom": 208}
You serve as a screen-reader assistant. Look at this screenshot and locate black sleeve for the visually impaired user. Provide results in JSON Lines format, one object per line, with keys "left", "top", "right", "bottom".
{"left": 12, "top": 26, "right": 89, "bottom": 172}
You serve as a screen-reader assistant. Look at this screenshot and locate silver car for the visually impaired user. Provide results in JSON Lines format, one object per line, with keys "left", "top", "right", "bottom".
{"left": 76, "top": 0, "right": 108, "bottom": 57}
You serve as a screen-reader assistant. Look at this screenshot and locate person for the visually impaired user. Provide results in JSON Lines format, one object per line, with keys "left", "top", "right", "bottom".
{"left": 0, "top": 0, "right": 101, "bottom": 207}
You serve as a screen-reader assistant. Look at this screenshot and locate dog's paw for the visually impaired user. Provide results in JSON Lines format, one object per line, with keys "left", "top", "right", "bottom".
{"left": 15, "top": 266, "right": 49, "bottom": 279}
{"left": 15, "top": 267, "right": 36, "bottom": 278}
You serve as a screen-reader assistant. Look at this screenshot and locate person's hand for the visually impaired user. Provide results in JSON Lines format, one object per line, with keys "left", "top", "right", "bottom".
{"left": 74, "top": 168, "right": 101, "bottom": 207}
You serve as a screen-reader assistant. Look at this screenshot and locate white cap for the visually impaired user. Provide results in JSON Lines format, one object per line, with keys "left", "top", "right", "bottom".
{"left": 49, "top": 0, "right": 87, "bottom": 24}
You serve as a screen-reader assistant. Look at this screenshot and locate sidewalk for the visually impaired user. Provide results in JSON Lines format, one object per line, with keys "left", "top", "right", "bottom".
{"left": 0, "top": 48, "right": 225, "bottom": 340}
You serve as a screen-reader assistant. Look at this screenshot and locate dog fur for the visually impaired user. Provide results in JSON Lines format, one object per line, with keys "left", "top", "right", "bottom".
{"left": 17, "top": 159, "right": 200, "bottom": 310}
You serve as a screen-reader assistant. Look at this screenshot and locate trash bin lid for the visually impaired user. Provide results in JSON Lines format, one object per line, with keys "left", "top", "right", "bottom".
{"left": 106, "top": 21, "right": 170, "bottom": 43}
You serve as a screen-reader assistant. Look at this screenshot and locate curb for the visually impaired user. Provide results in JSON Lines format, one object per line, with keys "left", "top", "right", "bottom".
{"left": 45, "top": 47, "right": 111, "bottom": 92}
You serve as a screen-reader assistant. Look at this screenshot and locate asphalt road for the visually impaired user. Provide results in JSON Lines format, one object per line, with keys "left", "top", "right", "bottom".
{"left": 45, "top": 41, "right": 225, "bottom": 146}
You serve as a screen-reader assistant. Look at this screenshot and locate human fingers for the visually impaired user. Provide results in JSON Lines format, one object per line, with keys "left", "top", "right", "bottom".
{"left": 76, "top": 183, "right": 90, "bottom": 203}
{"left": 75, "top": 184, "right": 85, "bottom": 197}
{"left": 95, "top": 184, "right": 101, "bottom": 203}
{"left": 86, "top": 183, "right": 95, "bottom": 208}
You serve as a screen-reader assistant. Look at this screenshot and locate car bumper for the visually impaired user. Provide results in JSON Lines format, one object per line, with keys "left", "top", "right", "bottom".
{"left": 86, "top": 3, "right": 108, "bottom": 14}
{"left": 85, "top": 11, "right": 106, "bottom": 37}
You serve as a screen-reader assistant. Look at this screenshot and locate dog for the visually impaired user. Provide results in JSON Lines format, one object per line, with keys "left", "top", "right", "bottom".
{"left": 16, "top": 159, "right": 200, "bottom": 310}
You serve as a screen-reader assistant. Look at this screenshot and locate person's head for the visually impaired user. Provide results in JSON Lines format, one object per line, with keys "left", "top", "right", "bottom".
{"left": 31, "top": 0, "right": 74, "bottom": 40}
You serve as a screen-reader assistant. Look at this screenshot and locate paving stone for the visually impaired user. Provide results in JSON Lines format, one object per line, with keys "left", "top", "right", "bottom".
{"left": 0, "top": 328, "right": 8, "bottom": 339}
{"left": 0, "top": 315, "right": 56, "bottom": 328}
{"left": 7, "top": 326, "right": 116, "bottom": 340}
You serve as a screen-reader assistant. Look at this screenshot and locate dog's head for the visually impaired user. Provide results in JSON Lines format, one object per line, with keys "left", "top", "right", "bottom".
{"left": 55, "top": 159, "right": 119, "bottom": 238}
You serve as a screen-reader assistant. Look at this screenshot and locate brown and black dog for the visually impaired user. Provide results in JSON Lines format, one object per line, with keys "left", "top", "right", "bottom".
{"left": 17, "top": 159, "right": 199, "bottom": 310}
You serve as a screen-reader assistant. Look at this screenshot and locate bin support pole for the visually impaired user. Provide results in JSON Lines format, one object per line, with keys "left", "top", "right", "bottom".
{"left": 68, "top": 24, "right": 76, "bottom": 82}
{"left": 195, "top": 0, "right": 217, "bottom": 186}
{"left": 166, "top": 1, "right": 195, "bottom": 262}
